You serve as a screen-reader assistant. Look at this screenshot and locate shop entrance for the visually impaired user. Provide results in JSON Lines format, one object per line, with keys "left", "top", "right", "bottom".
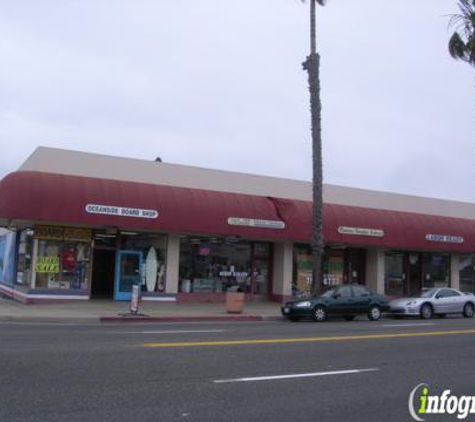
{"left": 345, "top": 248, "right": 366, "bottom": 284}
{"left": 114, "top": 250, "right": 143, "bottom": 301}
{"left": 91, "top": 249, "right": 116, "bottom": 299}
{"left": 407, "top": 253, "right": 422, "bottom": 296}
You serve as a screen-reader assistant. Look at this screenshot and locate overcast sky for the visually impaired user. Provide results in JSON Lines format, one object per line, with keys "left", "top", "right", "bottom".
{"left": 1, "top": 1, "right": 474, "bottom": 202}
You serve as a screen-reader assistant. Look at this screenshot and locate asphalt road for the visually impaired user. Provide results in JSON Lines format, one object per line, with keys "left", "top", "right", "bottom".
{"left": 1, "top": 316, "right": 475, "bottom": 422}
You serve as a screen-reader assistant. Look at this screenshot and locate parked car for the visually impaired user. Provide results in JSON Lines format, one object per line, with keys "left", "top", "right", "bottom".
{"left": 389, "top": 287, "right": 475, "bottom": 319}
{"left": 281, "top": 284, "right": 389, "bottom": 322}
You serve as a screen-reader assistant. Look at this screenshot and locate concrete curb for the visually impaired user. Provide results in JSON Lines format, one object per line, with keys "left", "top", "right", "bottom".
{"left": 99, "top": 314, "right": 284, "bottom": 323}
{"left": 0, "top": 316, "right": 100, "bottom": 324}
{"left": 0, "top": 314, "right": 284, "bottom": 324}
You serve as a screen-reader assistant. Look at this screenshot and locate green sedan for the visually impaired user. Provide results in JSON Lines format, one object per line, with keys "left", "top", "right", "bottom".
{"left": 281, "top": 284, "right": 389, "bottom": 322}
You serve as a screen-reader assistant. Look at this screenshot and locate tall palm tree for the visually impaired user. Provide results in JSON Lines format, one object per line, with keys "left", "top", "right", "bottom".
{"left": 448, "top": 0, "right": 475, "bottom": 67}
{"left": 302, "top": 0, "right": 326, "bottom": 296}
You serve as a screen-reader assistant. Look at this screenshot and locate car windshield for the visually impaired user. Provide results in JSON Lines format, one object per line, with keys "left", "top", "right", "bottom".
{"left": 420, "top": 288, "right": 439, "bottom": 298}
{"left": 321, "top": 288, "right": 337, "bottom": 298}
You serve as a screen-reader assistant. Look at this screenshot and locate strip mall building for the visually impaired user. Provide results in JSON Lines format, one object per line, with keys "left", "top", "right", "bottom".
{"left": 1, "top": 147, "right": 475, "bottom": 304}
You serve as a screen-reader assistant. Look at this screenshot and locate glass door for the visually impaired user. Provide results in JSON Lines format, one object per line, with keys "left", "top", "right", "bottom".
{"left": 408, "top": 253, "right": 422, "bottom": 296}
{"left": 251, "top": 243, "right": 271, "bottom": 297}
{"left": 114, "top": 250, "right": 143, "bottom": 301}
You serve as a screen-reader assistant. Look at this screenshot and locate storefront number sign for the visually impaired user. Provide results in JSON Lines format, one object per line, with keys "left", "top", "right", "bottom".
{"left": 227, "top": 217, "right": 285, "bottom": 230}
{"left": 85, "top": 204, "right": 159, "bottom": 219}
{"left": 35, "top": 256, "right": 60, "bottom": 273}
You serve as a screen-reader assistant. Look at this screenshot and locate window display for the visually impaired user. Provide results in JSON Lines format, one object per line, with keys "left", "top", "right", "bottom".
{"left": 35, "top": 240, "right": 91, "bottom": 290}
{"left": 323, "top": 250, "right": 344, "bottom": 287}
{"left": 179, "top": 238, "right": 270, "bottom": 294}
{"left": 293, "top": 244, "right": 313, "bottom": 294}
{"left": 293, "top": 245, "right": 345, "bottom": 294}
{"left": 33, "top": 225, "right": 92, "bottom": 291}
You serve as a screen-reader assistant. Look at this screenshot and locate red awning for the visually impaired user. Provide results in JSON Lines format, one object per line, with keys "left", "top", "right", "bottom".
{"left": 271, "top": 198, "right": 475, "bottom": 252}
{"left": 0, "top": 171, "right": 475, "bottom": 251}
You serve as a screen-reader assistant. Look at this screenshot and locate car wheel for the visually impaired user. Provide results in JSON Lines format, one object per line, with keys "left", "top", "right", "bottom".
{"left": 420, "top": 303, "right": 433, "bottom": 319}
{"left": 368, "top": 306, "right": 381, "bottom": 321}
{"left": 289, "top": 316, "right": 300, "bottom": 322}
{"left": 313, "top": 306, "right": 327, "bottom": 322}
{"left": 463, "top": 303, "right": 475, "bottom": 318}
{"left": 436, "top": 314, "right": 446, "bottom": 319}
{"left": 344, "top": 315, "right": 355, "bottom": 321}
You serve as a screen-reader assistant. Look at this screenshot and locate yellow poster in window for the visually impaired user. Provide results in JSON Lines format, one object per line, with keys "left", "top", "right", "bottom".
{"left": 35, "top": 256, "right": 60, "bottom": 273}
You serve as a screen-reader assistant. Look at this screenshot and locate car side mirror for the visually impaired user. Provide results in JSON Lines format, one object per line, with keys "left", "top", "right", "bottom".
{"left": 435, "top": 295, "right": 441, "bottom": 300}
{"left": 333, "top": 293, "right": 341, "bottom": 299}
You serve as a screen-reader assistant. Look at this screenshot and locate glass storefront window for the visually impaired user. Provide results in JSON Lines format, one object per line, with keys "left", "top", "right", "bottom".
{"left": 324, "top": 250, "right": 344, "bottom": 287}
{"left": 120, "top": 233, "right": 168, "bottom": 293}
{"left": 385, "top": 252, "right": 405, "bottom": 296}
{"left": 35, "top": 240, "right": 91, "bottom": 290}
{"left": 16, "top": 229, "right": 34, "bottom": 287}
{"left": 0, "top": 230, "right": 17, "bottom": 287}
{"left": 178, "top": 237, "right": 270, "bottom": 294}
{"left": 422, "top": 253, "right": 450, "bottom": 289}
{"left": 293, "top": 244, "right": 313, "bottom": 294}
{"left": 293, "top": 245, "right": 347, "bottom": 294}
{"left": 252, "top": 243, "right": 270, "bottom": 296}
{"left": 459, "top": 254, "right": 475, "bottom": 294}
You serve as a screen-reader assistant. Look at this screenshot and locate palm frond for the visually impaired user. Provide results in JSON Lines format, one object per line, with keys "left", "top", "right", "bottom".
{"left": 449, "top": 32, "right": 470, "bottom": 61}
{"left": 448, "top": 1, "right": 475, "bottom": 66}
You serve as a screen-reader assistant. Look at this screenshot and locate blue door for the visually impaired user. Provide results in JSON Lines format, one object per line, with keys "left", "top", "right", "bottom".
{"left": 115, "top": 250, "right": 143, "bottom": 301}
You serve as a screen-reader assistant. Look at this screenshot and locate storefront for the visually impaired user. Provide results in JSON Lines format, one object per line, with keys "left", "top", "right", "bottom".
{"left": 384, "top": 251, "right": 451, "bottom": 297}
{"left": 293, "top": 245, "right": 365, "bottom": 293}
{"left": 178, "top": 237, "right": 271, "bottom": 298}
{"left": 3, "top": 224, "right": 170, "bottom": 303}
{"left": 1, "top": 147, "right": 475, "bottom": 304}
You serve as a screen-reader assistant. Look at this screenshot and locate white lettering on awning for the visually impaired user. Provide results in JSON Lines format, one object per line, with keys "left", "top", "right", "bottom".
{"left": 337, "top": 226, "right": 385, "bottom": 237}
{"left": 227, "top": 217, "right": 285, "bottom": 230}
{"left": 85, "top": 204, "right": 159, "bottom": 219}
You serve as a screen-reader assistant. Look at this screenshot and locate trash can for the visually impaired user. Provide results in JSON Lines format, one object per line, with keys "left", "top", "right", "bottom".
{"left": 226, "top": 287, "right": 245, "bottom": 314}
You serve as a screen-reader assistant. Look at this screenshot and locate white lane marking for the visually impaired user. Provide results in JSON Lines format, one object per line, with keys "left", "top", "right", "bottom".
{"left": 380, "top": 323, "right": 435, "bottom": 328}
{"left": 213, "top": 368, "right": 379, "bottom": 384}
{"left": 112, "top": 329, "right": 228, "bottom": 334}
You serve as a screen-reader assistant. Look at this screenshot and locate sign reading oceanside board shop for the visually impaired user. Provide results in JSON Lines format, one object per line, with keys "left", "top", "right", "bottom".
{"left": 426, "top": 234, "right": 464, "bottom": 244}
{"left": 227, "top": 217, "right": 285, "bottom": 230}
{"left": 85, "top": 204, "right": 159, "bottom": 219}
{"left": 338, "top": 226, "right": 385, "bottom": 238}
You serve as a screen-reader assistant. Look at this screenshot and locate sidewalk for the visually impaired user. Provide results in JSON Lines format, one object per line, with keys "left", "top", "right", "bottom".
{"left": 0, "top": 296, "right": 284, "bottom": 323}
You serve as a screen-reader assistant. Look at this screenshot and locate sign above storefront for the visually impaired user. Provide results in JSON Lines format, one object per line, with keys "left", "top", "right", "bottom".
{"left": 426, "top": 234, "right": 464, "bottom": 244}
{"left": 227, "top": 217, "right": 285, "bottom": 230}
{"left": 85, "top": 204, "right": 159, "bottom": 219}
{"left": 338, "top": 226, "right": 385, "bottom": 237}
{"left": 34, "top": 225, "right": 92, "bottom": 242}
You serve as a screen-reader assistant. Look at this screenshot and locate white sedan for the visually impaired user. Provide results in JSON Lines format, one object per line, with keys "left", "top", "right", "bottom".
{"left": 389, "top": 287, "right": 475, "bottom": 319}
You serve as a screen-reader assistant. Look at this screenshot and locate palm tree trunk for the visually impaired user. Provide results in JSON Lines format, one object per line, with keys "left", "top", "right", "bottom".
{"left": 310, "top": 0, "right": 316, "bottom": 54}
{"left": 303, "top": 0, "right": 324, "bottom": 296}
